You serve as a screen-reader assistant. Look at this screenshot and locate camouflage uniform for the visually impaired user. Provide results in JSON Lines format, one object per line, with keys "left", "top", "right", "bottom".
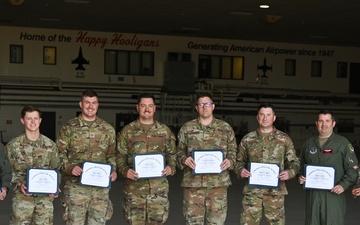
{"left": 117, "top": 119, "right": 176, "bottom": 225}
{"left": 234, "top": 127, "right": 300, "bottom": 225}
{"left": 353, "top": 163, "right": 360, "bottom": 195}
{"left": 299, "top": 133, "right": 358, "bottom": 225}
{"left": 0, "top": 142, "right": 12, "bottom": 192}
{"left": 57, "top": 116, "right": 116, "bottom": 225}
{"left": 177, "top": 118, "right": 237, "bottom": 225}
{"left": 5, "top": 133, "right": 60, "bottom": 225}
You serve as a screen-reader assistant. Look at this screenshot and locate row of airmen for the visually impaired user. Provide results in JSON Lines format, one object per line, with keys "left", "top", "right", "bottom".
{"left": 0, "top": 89, "right": 359, "bottom": 225}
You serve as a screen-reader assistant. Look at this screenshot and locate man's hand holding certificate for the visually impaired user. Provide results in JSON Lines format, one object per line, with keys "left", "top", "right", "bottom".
{"left": 192, "top": 150, "right": 224, "bottom": 174}
{"left": 248, "top": 162, "right": 280, "bottom": 188}
{"left": 133, "top": 153, "right": 165, "bottom": 179}
{"left": 303, "top": 164, "right": 336, "bottom": 190}
{"left": 80, "top": 161, "right": 113, "bottom": 188}
{"left": 26, "top": 168, "right": 59, "bottom": 195}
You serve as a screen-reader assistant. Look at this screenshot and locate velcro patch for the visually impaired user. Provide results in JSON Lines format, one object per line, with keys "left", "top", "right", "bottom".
{"left": 348, "top": 157, "right": 355, "bottom": 164}
{"left": 349, "top": 144, "right": 355, "bottom": 152}
{"left": 322, "top": 148, "right": 333, "bottom": 154}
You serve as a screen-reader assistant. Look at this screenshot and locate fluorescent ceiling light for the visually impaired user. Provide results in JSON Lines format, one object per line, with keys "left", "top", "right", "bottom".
{"left": 229, "top": 11, "right": 254, "bottom": 16}
{"left": 64, "top": 0, "right": 90, "bottom": 3}
{"left": 182, "top": 27, "right": 202, "bottom": 31}
{"left": 38, "top": 18, "right": 61, "bottom": 22}
{"left": 260, "top": 5, "right": 270, "bottom": 9}
{"left": 309, "top": 35, "right": 328, "bottom": 39}
{"left": 7, "top": 0, "right": 26, "bottom": 5}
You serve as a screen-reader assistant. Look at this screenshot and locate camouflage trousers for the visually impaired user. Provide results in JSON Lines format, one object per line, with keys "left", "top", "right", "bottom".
{"left": 62, "top": 181, "right": 113, "bottom": 225}
{"left": 10, "top": 192, "right": 54, "bottom": 225}
{"left": 240, "top": 193, "right": 285, "bottom": 225}
{"left": 183, "top": 186, "right": 228, "bottom": 225}
{"left": 123, "top": 190, "right": 169, "bottom": 225}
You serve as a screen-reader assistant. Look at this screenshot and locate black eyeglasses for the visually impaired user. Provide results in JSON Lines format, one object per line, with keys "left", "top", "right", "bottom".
{"left": 197, "top": 102, "right": 213, "bottom": 108}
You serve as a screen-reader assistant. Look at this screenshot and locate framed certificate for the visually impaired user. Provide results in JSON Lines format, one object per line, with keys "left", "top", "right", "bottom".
{"left": 133, "top": 153, "right": 165, "bottom": 179}
{"left": 26, "top": 168, "right": 59, "bottom": 195}
{"left": 80, "top": 161, "right": 113, "bottom": 188}
{"left": 304, "top": 164, "right": 336, "bottom": 190}
{"left": 192, "top": 150, "right": 224, "bottom": 174}
{"left": 248, "top": 162, "right": 280, "bottom": 188}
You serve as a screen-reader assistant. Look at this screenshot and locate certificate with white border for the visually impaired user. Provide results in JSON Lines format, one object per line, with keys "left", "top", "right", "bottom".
{"left": 248, "top": 162, "right": 280, "bottom": 188}
{"left": 26, "top": 168, "right": 59, "bottom": 195}
{"left": 133, "top": 153, "right": 165, "bottom": 179}
{"left": 192, "top": 150, "right": 224, "bottom": 174}
{"left": 304, "top": 164, "right": 336, "bottom": 190}
{"left": 80, "top": 161, "right": 112, "bottom": 188}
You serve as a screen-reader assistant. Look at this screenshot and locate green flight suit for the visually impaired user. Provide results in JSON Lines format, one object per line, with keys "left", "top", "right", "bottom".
{"left": 0, "top": 142, "right": 12, "bottom": 191}
{"left": 299, "top": 133, "right": 358, "bottom": 225}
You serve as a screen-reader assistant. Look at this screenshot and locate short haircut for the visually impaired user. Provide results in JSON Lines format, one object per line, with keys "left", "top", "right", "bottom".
{"left": 21, "top": 105, "right": 42, "bottom": 118}
{"left": 138, "top": 93, "right": 155, "bottom": 104}
{"left": 257, "top": 103, "right": 276, "bottom": 115}
{"left": 196, "top": 92, "right": 214, "bottom": 102}
{"left": 81, "top": 89, "right": 98, "bottom": 100}
{"left": 318, "top": 109, "right": 335, "bottom": 121}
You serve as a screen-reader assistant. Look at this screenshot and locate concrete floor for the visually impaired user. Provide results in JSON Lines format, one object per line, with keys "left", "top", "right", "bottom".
{"left": 0, "top": 171, "right": 359, "bottom": 224}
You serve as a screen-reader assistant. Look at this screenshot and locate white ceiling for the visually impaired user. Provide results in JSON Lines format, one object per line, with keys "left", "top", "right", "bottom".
{"left": 1, "top": 0, "right": 359, "bottom": 47}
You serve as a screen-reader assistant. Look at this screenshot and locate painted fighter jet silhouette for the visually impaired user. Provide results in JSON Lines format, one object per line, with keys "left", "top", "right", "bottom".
{"left": 72, "top": 47, "right": 89, "bottom": 71}
{"left": 257, "top": 57, "right": 272, "bottom": 78}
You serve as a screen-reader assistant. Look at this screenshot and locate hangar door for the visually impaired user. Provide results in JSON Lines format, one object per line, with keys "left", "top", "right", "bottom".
{"left": 40, "top": 111, "right": 56, "bottom": 141}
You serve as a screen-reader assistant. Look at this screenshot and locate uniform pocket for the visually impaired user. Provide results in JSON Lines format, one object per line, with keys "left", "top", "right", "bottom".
{"left": 61, "top": 199, "right": 69, "bottom": 221}
{"left": 105, "top": 199, "right": 113, "bottom": 221}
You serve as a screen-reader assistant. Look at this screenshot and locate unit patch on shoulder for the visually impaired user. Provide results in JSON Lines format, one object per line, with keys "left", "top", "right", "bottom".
{"left": 310, "top": 147, "right": 317, "bottom": 154}
{"left": 348, "top": 157, "right": 354, "bottom": 164}
{"left": 348, "top": 144, "right": 355, "bottom": 152}
{"left": 322, "top": 148, "right": 333, "bottom": 154}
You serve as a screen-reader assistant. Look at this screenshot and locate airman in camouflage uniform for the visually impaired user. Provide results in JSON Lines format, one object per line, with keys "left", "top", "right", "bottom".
{"left": 57, "top": 90, "right": 117, "bottom": 225}
{"left": 117, "top": 93, "right": 176, "bottom": 225}
{"left": 234, "top": 103, "right": 300, "bottom": 225}
{"left": 352, "top": 165, "right": 360, "bottom": 199}
{"left": 177, "top": 92, "right": 237, "bottom": 225}
{"left": 5, "top": 105, "right": 60, "bottom": 225}
{"left": 0, "top": 142, "right": 12, "bottom": 201}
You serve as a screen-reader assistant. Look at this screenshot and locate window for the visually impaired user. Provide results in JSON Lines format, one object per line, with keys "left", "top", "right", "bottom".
{"left": 168, "top": 52, "right": 191, "bottom": 61}
{"left": 198, "top": 54, "right": 244, "bottom": 80}
{"left": 104, "top": 50, "right": 154, "bottom": 76}
{"left": 285, "top": 59, "right": 296, "bottom": 76}
{"left": 337, "top": 62, "right": 348, "bottom": 78}
{"left": 43, "top": 46, "right": 57, "bottom": 65}
{"left": 10, "top": 45, "right": 23, "bottom": 63}
{"left": 311, "top": 60, "right": 322, "bottom": 77}
{"left": 233, "top": 57, "right": 244, "bottom": 79}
